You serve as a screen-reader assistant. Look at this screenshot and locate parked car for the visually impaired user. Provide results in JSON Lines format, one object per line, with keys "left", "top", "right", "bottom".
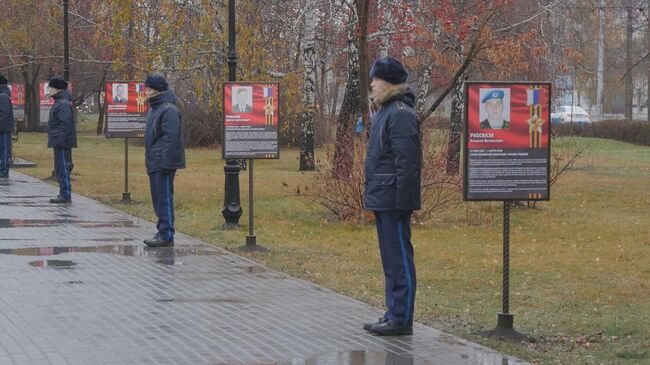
{"left": 551, "top": 106, "right": 591, "bottom": 125}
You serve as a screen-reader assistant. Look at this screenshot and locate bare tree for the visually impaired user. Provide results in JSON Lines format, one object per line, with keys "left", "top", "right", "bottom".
{"left": 300, "top": 0, "right": 319, "bottom": 171}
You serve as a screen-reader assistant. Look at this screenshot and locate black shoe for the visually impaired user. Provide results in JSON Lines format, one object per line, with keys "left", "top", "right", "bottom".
{"left": 363, "top": 317, "right": 387, "bottom": 331}
{"left": 50, "top": 196, "right": 71, "bottom": 204}
{"left": 144, "top": 235, "right": 174, "bottom": 247}
{"left": 0, "top": 174, "right": 8, "bottom": 179}
{"left": 369, "top": 319, "right": 413, "bottom": 336}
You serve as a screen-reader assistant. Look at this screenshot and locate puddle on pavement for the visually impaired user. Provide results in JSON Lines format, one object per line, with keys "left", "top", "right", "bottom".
{"left": 267, "top": 350, "right": 518, "bottom": 365}
{"left": 0, "top": 238, "right": 135, "bottom": 242}
{"left": 0, "top": 196, "right": 50, "bottom": 199}
{"left": 29, "top": 260, "right": 76, "bottom": 269}
{"left": 89, "top": 238, "right": 136, "bottom": 242}
{"left": 1, "top": 244, "right": 225, "bottom": 268}
{"left": 1, "top": 244, "right": 222, "bottom": 257}
{"left": 0, "top": 181, "right": 40, "bottom": 186}
{"left": 286, "top": 350, "right": 431, "bottom": 365}
{"left": 0, "top": 202, "right": 54, "bottom": 207}
{"left": 156, "top": 297, "right": 246, "bottom": 304}
{"left": 0, "top": 218, "right": 137, "bottom": 228}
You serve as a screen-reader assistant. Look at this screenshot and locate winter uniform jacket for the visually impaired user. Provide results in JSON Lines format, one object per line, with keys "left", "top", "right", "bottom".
{"left": 480, "top": 118, "right": 510, "bottom": 129}
{"left": 0, "top": 85, "right": 15, "bottom": 133}
{"left": 144, "top": 90, "right": 186, "bottom": 173}
{"left": 364, "top": 87, "right": 421, "bottom": 212}
{"left": 47, "top": 90, "right": 77, "bottom": 148}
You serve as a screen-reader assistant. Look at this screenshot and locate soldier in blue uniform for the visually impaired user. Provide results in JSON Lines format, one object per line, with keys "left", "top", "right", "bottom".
{"left": 480, "top": 90, "right": 510, "bottom": 129}
{"left": 142, "top": 74, "right": 186, "bottom": 248}
{"left": 0, "top": 74, "right": 15, "bottom": 178}
{"left": 363, "top": 57, "right": 421, "bottom": 336}
{"left": 47, "top": 76, "right": 77, "bottom": 203}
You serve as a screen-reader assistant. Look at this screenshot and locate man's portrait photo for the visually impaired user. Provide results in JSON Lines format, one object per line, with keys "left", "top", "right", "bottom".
{"left": 232, "top": 86, "right": 253, "bottom": 113}
{"left": 479, "top": 88, "right": 511, "bottom": 129}
{"left": 112, "top": 83, "right": 128, "bottom": 104}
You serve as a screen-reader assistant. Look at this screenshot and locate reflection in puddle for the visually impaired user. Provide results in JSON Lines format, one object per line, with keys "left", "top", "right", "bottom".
{"left": 259, "top": 351, "right": 430, "bottom": 365}
{"left": 88, "top": 238, "right": 136, "bottom": 242}
{"left": 0, "top": 196, "right": 51, "bottom": 199}
{"left": 0, "top": 238, "right": 135, "bottom": 243}
{"left": 0, "top": 202, "right": 53, "bottom": 207}
{"left": 0, "top": 218, "right": 137, "bottom": 228}
{"left": 29, "top": 260, "right": 76, "bottom": 269}
{"left": 1, "top": 244, "right": 225, "bottom": 267}
{"left": 270, "top": 350, "right": 517, "bottom": 365}
{"left": 1, "top": 244, "right": 221, "bottom": 257}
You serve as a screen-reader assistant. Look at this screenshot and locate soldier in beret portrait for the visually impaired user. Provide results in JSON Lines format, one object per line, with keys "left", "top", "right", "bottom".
{"left": 480, "top": 89, "right": 510, "bottom": 130}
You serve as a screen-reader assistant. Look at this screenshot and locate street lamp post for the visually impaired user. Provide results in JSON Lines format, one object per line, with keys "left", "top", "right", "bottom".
{"left": 50, "top": 0, "right": 71, "bottom": 180}
{"left": 222, "top": 0, "right": 243, "bottom": 229}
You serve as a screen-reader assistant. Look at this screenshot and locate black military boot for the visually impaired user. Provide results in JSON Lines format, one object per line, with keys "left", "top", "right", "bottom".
{"left": 144, "top": 234, "right": 174, "bottom": 248}
{"left": 50, "top": 196, "right": 71, "bottom": 204}
{"left": 369, "top": 319, "right": 412, "bottom": 336}
{"left": 363, "top": 317, "right": 387, "bottom": 331}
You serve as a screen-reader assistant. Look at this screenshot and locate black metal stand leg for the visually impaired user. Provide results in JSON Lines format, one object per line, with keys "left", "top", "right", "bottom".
{"left": 478, "top": 201, "right": 529, "bottom": 342}
{"left": 239, "top": 159, "right": 267, "bottom": 253}
{"left": 121, "top": 138, "right": 131, "bottom": 203}
{"left": 498, "top": 201, "right": 512, "bottom": 329}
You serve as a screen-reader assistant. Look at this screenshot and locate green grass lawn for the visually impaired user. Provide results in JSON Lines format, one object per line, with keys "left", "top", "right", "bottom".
{"left": 11, "top": 119, "right": 650, "bottom": 364}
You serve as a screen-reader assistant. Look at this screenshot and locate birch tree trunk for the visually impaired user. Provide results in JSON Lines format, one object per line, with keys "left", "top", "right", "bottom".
{"left": 378, "top": 3, "right": 391, "bottom": 58}
{"left": 299, "top": 0, "right": 318, "bottom": 171}
{"left": 624, "top": 3, "right": 633, "bottom": 119}
{"left": 356, "top": 0, "right": 370, "bottom": 133}
{"left": 415, "top": 61, "right": 434, "bottom": 119}
{"left": 446, "top": 74, "right": 467, "bottom": 175}
{"left": 333, "top": 12, "right": 360, "bottom": 178}
{"left": 596, "top": 0, "right": 605, "bottom": 118}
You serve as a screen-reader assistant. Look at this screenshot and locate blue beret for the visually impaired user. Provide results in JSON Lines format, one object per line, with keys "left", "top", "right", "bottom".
{"left": 48, "top": 75, "right": 68, "bottom": 90}
{"left": 481, "top": 90, "right": 504, "bottom": 103}
{"left": 144, "top": 74, "right": 169, "bottom": 92}
{"left": 370, "top": 57, "right": 408, "bottom": 84}
{"left": 0, "top": 74, "right": 7, "bottom": 85}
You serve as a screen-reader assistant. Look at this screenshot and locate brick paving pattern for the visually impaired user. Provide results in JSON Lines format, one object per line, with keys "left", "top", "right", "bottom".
{"left": 0, "top": 172, "right": 529, "bottom": 365}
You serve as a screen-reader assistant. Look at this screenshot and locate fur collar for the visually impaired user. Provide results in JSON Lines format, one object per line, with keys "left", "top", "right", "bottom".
{"left": 372, "top": 83, "right": 409, "bottom": 107}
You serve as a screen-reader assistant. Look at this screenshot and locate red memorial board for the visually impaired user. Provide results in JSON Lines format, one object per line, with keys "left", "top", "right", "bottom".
{"left": 463, "top": 82, "right": 551, "bottom": 201}
{"left": 8, "top": 84, "right": 25, "bottom": 121}
{"left": 222, "top": 82, "right": 280, "bottom": 159}
{"left": 105, "top": 81, "right": 148, "bottom": 138}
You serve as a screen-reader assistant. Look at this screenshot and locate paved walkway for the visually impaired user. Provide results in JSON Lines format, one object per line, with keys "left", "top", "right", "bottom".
{"left": 0, "top": 172, "right": 529, "bottom": 365}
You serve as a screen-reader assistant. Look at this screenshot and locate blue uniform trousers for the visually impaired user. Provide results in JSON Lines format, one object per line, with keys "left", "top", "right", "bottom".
{"left": 53, "top": 148, "right": 72, "bottom": 199}
{"left": 149, "top": 170, "right": 176, "bottom": 240}
{"left": 374, "top": 211, "right": 416, "bottom": 327}
{"left": 0, "top": 132, "right": 11, "bottom": 176}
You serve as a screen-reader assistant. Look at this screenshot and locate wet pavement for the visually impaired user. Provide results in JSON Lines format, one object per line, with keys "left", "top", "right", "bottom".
{"left": 0, "top": 173, "right": 529, "bottom": 365}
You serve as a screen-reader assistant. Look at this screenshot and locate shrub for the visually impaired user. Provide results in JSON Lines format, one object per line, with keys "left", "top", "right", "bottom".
{"left": 553, "top": 120, "right": 650, "bottom": 146}
{"left": 297, "top": 125, "right": 462, "bottom": 223}
{"left": 179, "top": 102, "right": 220, "bottom": 148}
